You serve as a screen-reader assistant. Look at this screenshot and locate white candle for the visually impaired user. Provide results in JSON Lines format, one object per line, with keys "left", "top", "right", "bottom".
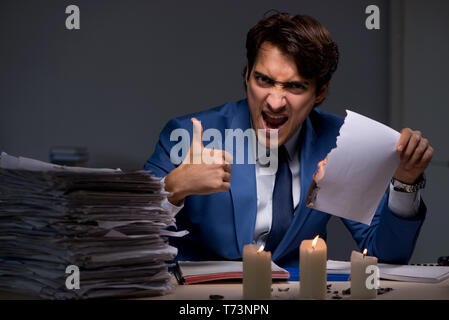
{"left": 299, "top": 235, "right": 327, "bottom": 299}
{"left": 243, "top": 244, "right": 271, "bottom": 299}
{"left": 350, "top": 249, "right": 378, "bottom": 299}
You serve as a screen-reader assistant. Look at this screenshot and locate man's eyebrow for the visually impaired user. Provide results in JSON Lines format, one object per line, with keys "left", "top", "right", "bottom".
{"left": 254, "top": 71, "right": 273, "bottom": 80}
{"left": 284, "top": 80, "right": 310, "bottom": 87}
{"left": 254, "top": 71, "right": 309, "bottom": 86}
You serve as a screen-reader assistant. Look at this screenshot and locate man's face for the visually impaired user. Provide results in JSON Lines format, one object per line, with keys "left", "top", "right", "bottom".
{"left": 246, "top": 41, "right": 328, "bottom": 147}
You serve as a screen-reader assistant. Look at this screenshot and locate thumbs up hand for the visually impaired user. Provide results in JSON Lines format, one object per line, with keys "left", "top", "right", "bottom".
{"left": 165, "top": 118, "right": 233, "bottom": 206}
{"left": 182, "top": 117, "right": 205, "bottom": 165}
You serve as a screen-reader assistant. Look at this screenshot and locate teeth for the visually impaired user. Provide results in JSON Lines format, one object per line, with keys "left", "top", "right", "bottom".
{"left": 262, "top": 111, "right": 288, "bottom": 130}
{"left": 264, "top": 113, "right": 287, "bottom": 119}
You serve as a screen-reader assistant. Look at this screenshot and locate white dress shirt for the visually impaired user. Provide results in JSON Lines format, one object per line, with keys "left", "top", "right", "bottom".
{"left": 161, "top": 126, "right": 422, "bottom": 246}
{"left": 253, "top": 126, "right": 302, "bottom": 246}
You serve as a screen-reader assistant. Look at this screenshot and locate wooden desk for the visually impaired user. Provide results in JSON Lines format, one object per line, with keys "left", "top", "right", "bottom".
{"left": 1, "top": 278, "right": 448, "bottom": 300}
{"left": 144, "top": 279, "right": 449, "bottom": 300}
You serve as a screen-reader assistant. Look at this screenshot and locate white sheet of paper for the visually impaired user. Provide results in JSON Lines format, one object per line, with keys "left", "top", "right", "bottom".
{"left": 327, "top": 260, "right": 449, "bottom": 283}
{"left": 306, "top": 110, "right": 400, "bottom": 225}
{"left": 0, "top": 151, "right": 121, "bottom": 173}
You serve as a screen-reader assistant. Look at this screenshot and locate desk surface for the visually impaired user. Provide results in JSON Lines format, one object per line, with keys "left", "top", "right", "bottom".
{"left": 1, "top": 278, "right": 449, "bottom": 300}
{"left": 145, "top": 279, "right": 449, "bottom": 300}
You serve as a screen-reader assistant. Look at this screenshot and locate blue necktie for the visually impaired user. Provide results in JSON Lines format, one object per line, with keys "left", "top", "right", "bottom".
{"left": 265, "top": 145, "right": 293, "bottom": 252}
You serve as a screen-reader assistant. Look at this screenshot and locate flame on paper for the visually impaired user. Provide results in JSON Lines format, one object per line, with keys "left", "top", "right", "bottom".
{"left": 313, "top": 158, "right": 328, "bottom": 182}
{"left": 306, "top": 158, "right": 329, "bottom": 208}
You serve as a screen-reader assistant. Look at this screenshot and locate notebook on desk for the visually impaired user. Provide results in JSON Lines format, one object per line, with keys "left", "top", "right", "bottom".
{"left": 174, "top": 260, "right": 290, "bottom": 284}
{"left": 327, "top": 260, "right": 449, "bottom": 283}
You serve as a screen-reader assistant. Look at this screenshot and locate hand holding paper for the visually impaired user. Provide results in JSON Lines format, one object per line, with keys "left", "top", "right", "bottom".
{"left": 394, "top": 128, "right": 433, "bottom": 184}
{"left": 306, "top": 110, "right": 404, "bottom": 225}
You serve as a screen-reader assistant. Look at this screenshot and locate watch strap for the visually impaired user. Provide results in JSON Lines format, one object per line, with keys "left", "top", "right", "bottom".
{"left": 392, "top": 174, "right": 426, "bottom": 193}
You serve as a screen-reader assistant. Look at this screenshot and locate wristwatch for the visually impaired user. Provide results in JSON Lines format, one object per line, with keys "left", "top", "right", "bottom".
{"left": 391, "top": 174, "right": 426, "bottom": 193}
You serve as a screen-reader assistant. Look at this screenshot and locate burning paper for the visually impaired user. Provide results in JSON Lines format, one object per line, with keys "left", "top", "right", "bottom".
{"left": 306, "top": 110, "right": 400, "bottom": 225}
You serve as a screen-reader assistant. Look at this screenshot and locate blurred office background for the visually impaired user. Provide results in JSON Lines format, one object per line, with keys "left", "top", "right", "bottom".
{"left": 0, "top": 0, "right": 447, "bottom": 263}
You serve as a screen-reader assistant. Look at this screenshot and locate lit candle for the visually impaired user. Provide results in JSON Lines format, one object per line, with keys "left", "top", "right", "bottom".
{"left": 242, "top": 244, "right": 271, "bottom": 299}
{"left": 299, "top": 235, "right": 327, "bottom": 299}
{"left": 350, "top": 249, "right": 378, "bottom": 299}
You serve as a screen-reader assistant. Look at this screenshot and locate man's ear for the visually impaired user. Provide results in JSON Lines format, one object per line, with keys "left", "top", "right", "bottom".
{"left": 315, "top": 82, "right": 329, "bottom": 104}
{"left": 244, "top": 65, "right": 249, "bottom": 87}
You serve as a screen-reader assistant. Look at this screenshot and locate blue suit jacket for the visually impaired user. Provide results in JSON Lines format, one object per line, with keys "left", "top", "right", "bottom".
{"left": 144, "top": 99, "right": 426, "bottom": 268}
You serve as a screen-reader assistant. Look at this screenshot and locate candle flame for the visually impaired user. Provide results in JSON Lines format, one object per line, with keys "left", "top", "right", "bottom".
{"left": 257, "top": 244, "right": 265, "bottom": 253}
{"left": 311, "top": 235, "right": 319, "bottom": 249}
{"left": 363, "top": 248, "right": 368, "bottom": 257}
{"left": 313, "top": 158, "right": 328, "bottom": 181}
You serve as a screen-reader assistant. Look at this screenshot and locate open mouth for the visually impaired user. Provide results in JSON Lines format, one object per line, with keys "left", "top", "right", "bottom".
{"left": 262, "top": 111, "right": 289, "bottom": 129}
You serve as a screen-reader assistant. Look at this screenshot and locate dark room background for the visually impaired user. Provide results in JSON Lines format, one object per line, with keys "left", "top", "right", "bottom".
{"left": 1, "top": 0, "right": 448, "bottom": 263}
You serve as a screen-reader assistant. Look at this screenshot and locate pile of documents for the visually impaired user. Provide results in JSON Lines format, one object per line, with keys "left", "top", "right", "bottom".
{"left": 0, "top": 152, "right": 184, "bottom": 299}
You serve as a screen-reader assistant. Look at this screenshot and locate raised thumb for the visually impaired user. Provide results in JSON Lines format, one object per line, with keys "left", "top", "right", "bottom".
{"left": 189, "top": 117, "right": 203, "bottom": 164}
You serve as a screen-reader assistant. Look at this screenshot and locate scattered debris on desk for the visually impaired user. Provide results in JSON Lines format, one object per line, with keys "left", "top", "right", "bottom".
{"left": 332, "top": 295, "right": 342, "bottom": 299}
{"left": 377, "top": 287, "right": 393, "bottom": 295}
{"left": 278, "top": 287, "right": 290, "bottom": 292}
{"left": 338, "top": 287, "right": 393, "bottom": 296}
{"left": 209, "top": 294, "right": 224, "bottom": 300}
{"left": 342, "top": 288, "right": 351, "bottom": 295}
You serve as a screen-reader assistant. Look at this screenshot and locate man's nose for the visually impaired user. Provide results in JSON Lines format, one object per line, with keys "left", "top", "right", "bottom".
{"left": 266, "top": 88, "right": 286, "bottom": 111}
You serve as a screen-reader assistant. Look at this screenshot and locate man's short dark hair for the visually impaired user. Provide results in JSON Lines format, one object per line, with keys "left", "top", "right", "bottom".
{"left": 243, "top": 12, "right": 339, "bottom": 106}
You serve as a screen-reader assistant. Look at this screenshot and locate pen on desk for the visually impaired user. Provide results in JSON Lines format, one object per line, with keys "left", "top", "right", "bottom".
{"left": 173, "top": 262, "right": 185, "bottom": 285}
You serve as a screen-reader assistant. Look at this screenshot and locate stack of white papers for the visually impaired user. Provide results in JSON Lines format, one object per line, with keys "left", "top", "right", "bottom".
{"left": 327, "top": 260, "right": 449, "bottom": 283}
{"left": 0, "top": 152, "right": 185, "bottom": 299}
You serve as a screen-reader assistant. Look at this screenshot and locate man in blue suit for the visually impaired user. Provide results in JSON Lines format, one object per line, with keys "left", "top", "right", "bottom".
{"left": 144, "top": 13, "right": 433, "bottom": 268}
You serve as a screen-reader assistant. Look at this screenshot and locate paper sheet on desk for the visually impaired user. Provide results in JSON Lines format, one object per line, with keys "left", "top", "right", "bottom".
{"left": 327, "top": 260, "right": 449, "bottom": 283}
{"left": 306, "top": 110, "right": 400, "bottom": 225}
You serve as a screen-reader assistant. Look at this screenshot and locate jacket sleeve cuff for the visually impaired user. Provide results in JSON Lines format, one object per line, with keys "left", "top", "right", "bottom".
{"left": 161, "top": 177, "right": 184, "bottom": 216}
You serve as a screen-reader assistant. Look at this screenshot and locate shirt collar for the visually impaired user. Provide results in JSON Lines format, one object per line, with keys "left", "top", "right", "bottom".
{"left": 283, "top": 124, "right": 302, "bottom": 161}
{"left": 254, "top": 124, "right": 302, "bottom": 164}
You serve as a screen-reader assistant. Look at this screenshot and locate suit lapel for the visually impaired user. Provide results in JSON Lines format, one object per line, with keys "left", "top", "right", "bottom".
{"left": 227, "top": 100, "right": 258, "bottom": 255}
